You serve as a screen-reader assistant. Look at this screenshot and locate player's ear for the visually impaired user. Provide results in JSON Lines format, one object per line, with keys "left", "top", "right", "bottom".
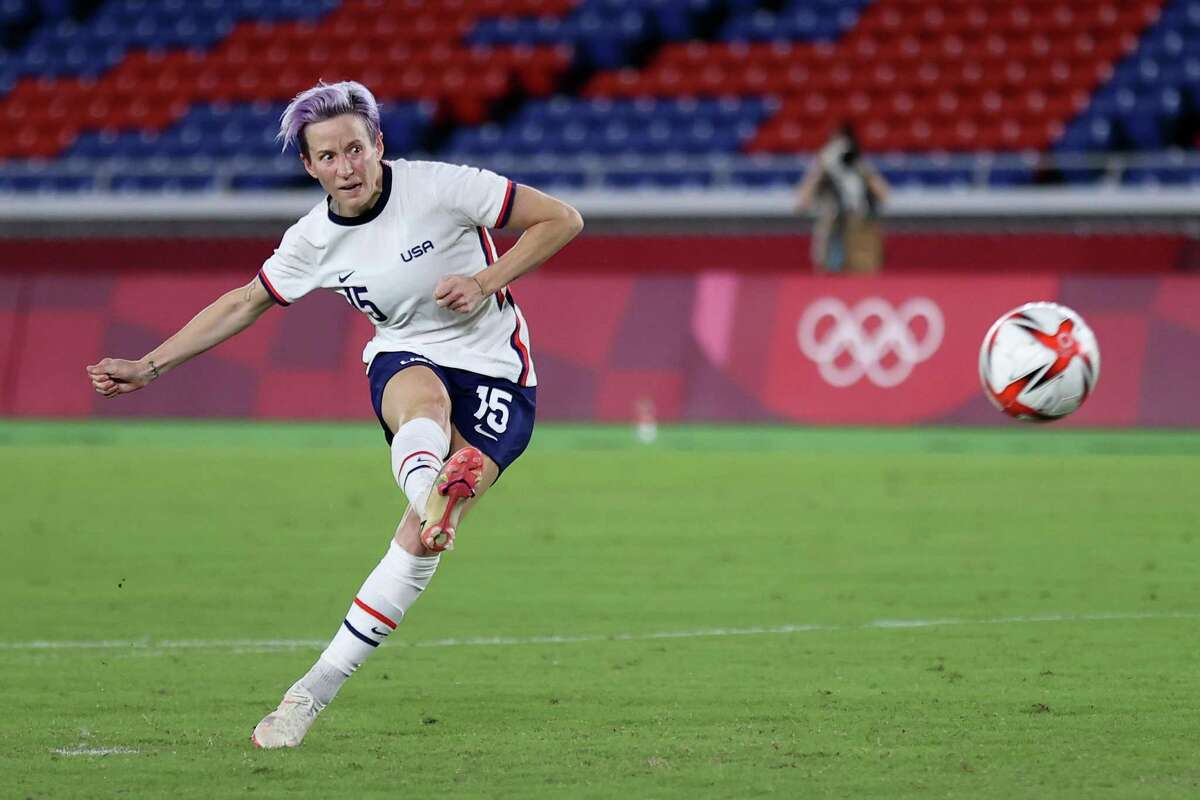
{"left": 374, "top": 130, "right": 384, "bottom": 156}
{"left": 300, "top": 153, "right": 317, "bottom": 180}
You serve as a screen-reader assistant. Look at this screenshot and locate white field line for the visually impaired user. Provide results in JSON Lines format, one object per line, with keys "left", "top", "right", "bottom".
{"left": 52, "top": 746, "right": 140, "bottom": 757}
{"left": 2, "top": 611, "right": 1197, "bottom": 654}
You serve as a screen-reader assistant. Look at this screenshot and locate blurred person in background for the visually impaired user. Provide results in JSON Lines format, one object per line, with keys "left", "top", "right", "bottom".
{"left": 85, "top": 80, "right": 583, "bottom": 749}
{"left": 795, "top": 122, "right": 889, "bottom": 274}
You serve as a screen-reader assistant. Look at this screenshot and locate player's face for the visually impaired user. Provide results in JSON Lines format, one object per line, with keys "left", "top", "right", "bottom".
{"left": 301, "top": 114, "right": 385, "bottom": 217}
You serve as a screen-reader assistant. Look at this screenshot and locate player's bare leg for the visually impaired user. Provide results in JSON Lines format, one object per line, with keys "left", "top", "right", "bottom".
{"left": 382, "top": 366, "right": 454, "bottom": 515}
{"left": 252, "top": 387, "right": 499, "bottom": 748}
{"left": 396, "top": 432, "right": 500, "bottom": 555}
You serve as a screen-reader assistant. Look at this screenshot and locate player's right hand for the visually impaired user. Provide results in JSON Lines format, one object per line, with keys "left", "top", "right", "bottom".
{"left": 434, "top": 273, "right": 486, "bottom": 315}
{"left": 86, "top": 358, "right": 154, "bottom": 398}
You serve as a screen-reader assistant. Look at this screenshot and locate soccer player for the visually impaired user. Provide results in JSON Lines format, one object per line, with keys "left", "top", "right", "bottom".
{"left": 84, "top": 80, "right": 583, "bottom": 748}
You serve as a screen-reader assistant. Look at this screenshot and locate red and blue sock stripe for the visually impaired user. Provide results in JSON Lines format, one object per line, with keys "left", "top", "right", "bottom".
{"left": 342, "top": 597, "right": 397, "bottom": 648}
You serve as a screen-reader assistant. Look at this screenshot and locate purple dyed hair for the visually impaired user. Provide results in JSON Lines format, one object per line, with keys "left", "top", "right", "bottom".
{"left": 277, "top": 80, "right": 381, "bottom": 158}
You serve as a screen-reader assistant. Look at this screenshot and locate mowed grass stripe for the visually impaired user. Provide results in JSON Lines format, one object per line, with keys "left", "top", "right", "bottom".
{"left": 3, "top": 418, "right": 1200, "bottom": 455}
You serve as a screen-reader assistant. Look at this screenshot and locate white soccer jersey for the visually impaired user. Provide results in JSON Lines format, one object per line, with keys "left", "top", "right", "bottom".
{"left": 257, "top": 159, "right": 535, "bottom": 386}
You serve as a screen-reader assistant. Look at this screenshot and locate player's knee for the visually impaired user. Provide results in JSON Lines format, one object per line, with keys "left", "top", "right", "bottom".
{"left": 397, "top": 390, "right": 450, "bottom": 428}
{"left": 384, "top": 369, "right": 452, "bottom": 429}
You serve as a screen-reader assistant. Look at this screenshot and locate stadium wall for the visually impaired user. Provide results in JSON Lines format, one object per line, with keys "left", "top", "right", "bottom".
{"left": 4, "top": 235, "right": 1197, "bottom": 427}
{"left": 0, "top": 232, "right": 1195, "bottom": 274}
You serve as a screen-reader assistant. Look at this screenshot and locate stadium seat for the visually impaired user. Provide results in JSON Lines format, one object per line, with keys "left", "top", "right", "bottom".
{"left": 0, "top": 0, "right": 1194, "bottom": 190}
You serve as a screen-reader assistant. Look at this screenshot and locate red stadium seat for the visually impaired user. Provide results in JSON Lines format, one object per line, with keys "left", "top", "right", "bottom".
{"left": 0, "top": 0, "right": 594, "bottom": 157}
{"left": 0, "top": 0, "right": 1176, "bottom": 161}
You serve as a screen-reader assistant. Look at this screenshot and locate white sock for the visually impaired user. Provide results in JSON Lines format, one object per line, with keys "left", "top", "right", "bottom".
{"left": 304, "top": 541, "right": 441, "bottom": 701}
{"left": 299, "top": 658, "right": 346, "bottom": 709}
{"left": 390, "top": 418, "right": 449, "bottom": 513}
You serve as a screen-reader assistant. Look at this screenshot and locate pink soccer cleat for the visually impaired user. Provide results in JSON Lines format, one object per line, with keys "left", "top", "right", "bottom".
{"left": 419, "top": 446, "right": 484, "bottom": 552}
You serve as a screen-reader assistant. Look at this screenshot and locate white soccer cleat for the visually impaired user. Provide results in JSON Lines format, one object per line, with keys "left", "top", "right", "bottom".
{"left": 251, "top": 681, "right": 323, "bottom": 749}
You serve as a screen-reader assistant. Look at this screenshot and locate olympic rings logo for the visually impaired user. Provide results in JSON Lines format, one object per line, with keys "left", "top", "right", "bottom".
{"left": 797, "top": 297, "right": 945, "bottom": 388}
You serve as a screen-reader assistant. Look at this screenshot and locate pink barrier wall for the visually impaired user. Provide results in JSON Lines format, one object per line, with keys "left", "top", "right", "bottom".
{"left": 1, "top": 232, "right": 1194, "bottom": 275}
{"left": 5, "top": 267, "right": 1197, "bottom": 426}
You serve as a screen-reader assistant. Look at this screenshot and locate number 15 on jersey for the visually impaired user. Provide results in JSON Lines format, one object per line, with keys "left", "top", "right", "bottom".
{"left": 337, "top": 285, "right": 387, "bottom": 323}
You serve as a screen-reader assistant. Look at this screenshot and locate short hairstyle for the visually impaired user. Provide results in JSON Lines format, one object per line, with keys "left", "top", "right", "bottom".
{"left": 277, "top": 80, "right": 381, "bottom": 159}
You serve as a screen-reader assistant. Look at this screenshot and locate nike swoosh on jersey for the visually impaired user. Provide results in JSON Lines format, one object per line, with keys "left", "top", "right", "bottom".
{"left": 337, "top": 271, "right": 355, "bottom": 283}
{"left": 473, "top": 424, "right": 500, "bottom": 442}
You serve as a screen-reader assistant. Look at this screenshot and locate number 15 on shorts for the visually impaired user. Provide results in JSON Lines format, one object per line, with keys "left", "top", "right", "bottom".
{"left": 474, "top": 386, "right": 512, "bottom": 439}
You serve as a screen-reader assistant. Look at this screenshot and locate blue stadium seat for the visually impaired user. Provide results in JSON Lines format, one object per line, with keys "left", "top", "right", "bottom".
{"left": 1057, "top": 117, "right": 1115, "bottom": 152}
{"left": 1059, "top": 165, "right": 1106, "bottom": 185}
{"left": 1, "top": 0, "right": 1198, "bottom": 192}
{"left": 0, "top": 173, "right": 93, "bottom": 192}
{"left": 505, "top": 168, "right": 587, "bottom": 189}
{"left": 0, "top": 0, "right": 336, "bottom": 86}
{"left": 987, "top": 166, "right": 1035, "bottom": 187}
{"left": 729, "top": 167, "right": 802, "bottom": 188}
{"left": 1055, "top": 0, "right": 1200, "bottom": 152}
{"left": 603, "top": 168, "right": 712, "bottom": 188}
{"left": 470, "top": 2, "right": 656, "bottom": 70}
{"left": 53, "top": 98, "right": 431, "bottom": 190}
{"left": 719, "top": 0, "right": 870, "bottom": 43}
{"left": 0, "top": 0, "right": 36, "bottom": 29}
{"left": 648, "top": 0, "right": 720, "bottom": 41}
{"left": 877, "top": 154, "right": 973, "bottom": 188}
{"left": 111, "top": 173, "right": 217, "bottom": 192}
{"left": 473, "top": 94, "right": 772, "bottom": 160}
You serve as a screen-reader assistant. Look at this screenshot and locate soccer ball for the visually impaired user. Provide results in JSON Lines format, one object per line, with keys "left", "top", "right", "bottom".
{"left": 979, "top": 302, "right": 1101, "bottom": 421}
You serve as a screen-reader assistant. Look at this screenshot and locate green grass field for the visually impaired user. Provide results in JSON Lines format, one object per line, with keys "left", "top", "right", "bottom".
{"left": 2, "top": 420, "right": 1198, "bottom": 799}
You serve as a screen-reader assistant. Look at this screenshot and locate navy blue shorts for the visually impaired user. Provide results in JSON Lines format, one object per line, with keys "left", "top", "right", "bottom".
{"left": 368, "top": 351, "right": 536, "bottom": 473}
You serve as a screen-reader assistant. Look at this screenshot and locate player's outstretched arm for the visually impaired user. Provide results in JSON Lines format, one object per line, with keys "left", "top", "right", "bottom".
{"left": 435, "top": 184, "right": 583, "bottom": 314}
{"left": 86, "top": 277, "right": 276, "bottom": 398}
{"left": 794, "top": 160, "right": 824, "bottom": 211}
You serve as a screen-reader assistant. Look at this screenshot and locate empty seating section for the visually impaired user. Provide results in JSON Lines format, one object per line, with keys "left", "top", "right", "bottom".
{"left": 469, "top": 0, "right": 734, "bottom": 68}
{"left": 0, "top": 0, "right": 573, "bottom": 188}
{"left": 1059, "top": 0, "right": 1200, "bottom": 186}
{"left": 55, "top": 101, "right": 435, "bottom": 191}
{"left": 444, "top": 95, "right": 773, "bottom": 157}
{"left": 0, "top": 0, "right": 1197, "bottom": 192}
{"left": 599, "top": 0, "right": 1158, "bottom": 156}
{"left": 719, "top": 0, "right": 873, "bottom": 42}
{"left": 0, "top": 1, "right": 337, "bottom": 87}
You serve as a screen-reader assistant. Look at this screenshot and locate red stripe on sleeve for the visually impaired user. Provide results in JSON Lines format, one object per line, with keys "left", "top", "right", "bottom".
{"left": 354, "top": 597, "right": 398, "bottom": 629}
{"left": 494, "top": 180, "right": 516, "bottom": 228}
{"left": 257, "top": 271, "right": 290, "bottom": 306}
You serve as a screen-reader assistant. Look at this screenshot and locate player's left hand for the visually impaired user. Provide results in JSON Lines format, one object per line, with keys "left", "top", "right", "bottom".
{"left": 434, "top": 274, "right": 486, "bottom": 315}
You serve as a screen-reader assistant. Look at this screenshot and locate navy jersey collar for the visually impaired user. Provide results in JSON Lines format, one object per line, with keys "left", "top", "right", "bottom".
{"left": 327, "top": 162, "right": 391, "bottom": 226}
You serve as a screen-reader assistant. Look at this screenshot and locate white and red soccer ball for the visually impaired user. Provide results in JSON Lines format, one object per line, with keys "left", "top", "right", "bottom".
{"left": 979, "top": 302, "right": 1101, "bottom": 421}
